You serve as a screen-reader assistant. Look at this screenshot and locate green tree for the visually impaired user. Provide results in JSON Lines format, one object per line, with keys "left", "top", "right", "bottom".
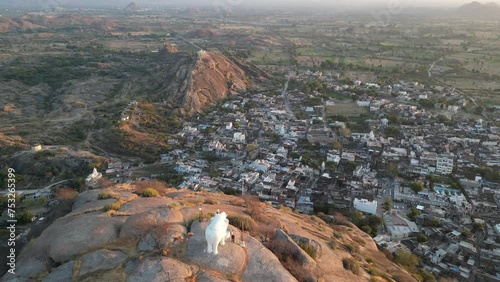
{"left": 472, "top": 222, "right": 484, "bottom": 233}
{"left": 0, "top": 194, "right": 21, "bottom": 208}
{"left": 325, "top": 161, "right": 337, "bottom": 171}
{"left": 418, "top": 269, "right": 435, "bottom": 282}
{"left": 331, "top": 141, "right": 342, "bottom": 151}
{"left": 351, "top": 211, "right": 363, "bottom": 226}
{"left": 37, "top": 196, "right": 48, "bottom": 207}
{"left": 386, "top": 163, "right": 398, "bottom": 179}
{"left": 383, "top": 196, "right": 392, "bottom": 211}
{"left": 246, "top": 144, "right": 258, "bottom": 151}
{"left": 407, "top": 208, "right": 421, "bottom": 221}
{"left": 384, "top": 126, "right": 400, "bottom": 137}
{"left": 393, "top": 249, "right": 419, "bottom": 272}
{"left": 207, "top": 168, "right": 222, "bottom": 178}
{"left": 411, "top": 182, "right": 424, "bottom": 194}
{"left": 17, "top": 210, "right": 34, "bottom": 224}
{"left": 428, "top": 218, "right": 442, "bottom": 227}
{"left": 416, "top": 234, "right": 428, "bottom": 243}
{"left": 345, "top": 161, "right": 358, "bottom": 174}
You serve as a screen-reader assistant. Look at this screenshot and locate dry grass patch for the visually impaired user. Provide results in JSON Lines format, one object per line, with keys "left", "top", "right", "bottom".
{"left": 134, "top": 180, "right": 170, "bottom": 195}
{"left": 342, "top": 257, "right": 360, "bottom": 275}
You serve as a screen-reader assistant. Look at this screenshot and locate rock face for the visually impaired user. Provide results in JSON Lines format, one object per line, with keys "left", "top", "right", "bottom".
{"left": 162, "top": 43, "right": 178, "bottom": 54}
{"left": 275, "top": 229, "right": 316, "bottom": 270}
{"left": 0, "top": 186, "right": 415, "bottom": 282}
{"left": 72, "top": 190, "right": 100, "bottom": 210}
{"left": 2, "top": 257, "right": 46, "bottom": 282}
{"left": 138, "top": 224, "right": 186, "bottom": 251}
{"left": 36, "top": 212, "right": 125, "bottom": 263}
{"left": 120, "top": 208, "right": 184, "bottom": 238}
{"left": 187, "top": 221, "right": 246, "bottom": 276}
{"left": 78, "top": 250, "right": 128, "bottom": 277}
{"left": 185, "top": 51, "right": 248, "bottom": 114}
{"left": 290, "top": 234, "right": 323, "bottom": 260}
{"left": 242, "top": 235, "right": 298, "bottom": 282}
{"left": 42, "top": 260, "right": 74, "bottom": 282}
{"left": 126, "top": 257, "right": 192, "bottom": 282}
{"left": 119, "top": 197, "right": 172, "bottom": 214}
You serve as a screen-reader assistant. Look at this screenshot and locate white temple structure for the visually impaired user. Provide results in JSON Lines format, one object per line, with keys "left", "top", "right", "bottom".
{"left": 85, "top": 168, "right": 102, "bottom": 184}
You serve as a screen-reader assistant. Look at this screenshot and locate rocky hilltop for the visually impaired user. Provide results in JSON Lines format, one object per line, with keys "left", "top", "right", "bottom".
{"left": 2, "top": 184, "right": 415, "bottom": 282}
{"left": 184, "top": 51, "right": 248, "bottom": 114}
{"left": 124, "top": 2, "right": 140, "bottom": 11}
{"left": 457, "top": 1, "right": 500, "bottom": 17}
{"left": 0, "top": 16, "right": 42, "bottom": 32}
{"left": 18, "top": 13, "right": 115, "bottom": 31}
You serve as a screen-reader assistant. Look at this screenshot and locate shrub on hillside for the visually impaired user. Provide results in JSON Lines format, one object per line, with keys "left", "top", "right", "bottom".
{"left": 204, "top": 199, "right": 219, "bottom": 205}
{"left": 298, "top": 242, "right": 317, "bottom": 259}
{"left": 342, "top": 257, "right": 360, "bottom": 275}
{"left": 227, "top": 215, "right": 255, "bottom": 231}
{"left": 142, "top": 188, "right": 159, "bottom": 197}
{"left": 103, "top": 202, "right": 121, "bottom": 211}
{"left": 98, "top": 192, "right": 115, "bottom": 199}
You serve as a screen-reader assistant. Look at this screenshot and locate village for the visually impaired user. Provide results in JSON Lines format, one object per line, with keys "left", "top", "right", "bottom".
{"left": 90, "top": 69, "right": 500, "bottom": 281}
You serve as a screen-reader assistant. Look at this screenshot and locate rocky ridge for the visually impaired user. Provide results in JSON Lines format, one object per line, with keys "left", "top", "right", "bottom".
{"left": 1, "top": 184, "right": 416, "bottom": 282}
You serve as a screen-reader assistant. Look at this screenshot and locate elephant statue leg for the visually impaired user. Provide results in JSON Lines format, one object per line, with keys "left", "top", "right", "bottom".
{"left": 213, "top": 242, "right": 219, "bottom": 255}
{"left": 207, "top": 242, "right": 213, "bottom": 253}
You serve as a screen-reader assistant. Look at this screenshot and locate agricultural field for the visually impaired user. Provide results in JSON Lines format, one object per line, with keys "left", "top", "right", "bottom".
{"left": 325, "top": 102, "right": 368, "bottom": 117}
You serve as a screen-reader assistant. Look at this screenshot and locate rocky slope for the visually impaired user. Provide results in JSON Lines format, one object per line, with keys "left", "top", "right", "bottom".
{"left": 162, "top": 50, "right": 269, "bottom": 115}
{"left": 9, "top": 147, "right": 107, "bottom": 186}
{"left": 2, "top": 184, "right": 416, "bottom": 282}
{"left": 184, "top": 51, "right": 248, "bottom": 114}
{"left": 124, "top": 2, "right": 140, "bottom": 11}
{"left": 18, "top": 14, "right": 116, "bottom": 31}
{"left": 0, "top": 16, "right": 42, "bottom": 32}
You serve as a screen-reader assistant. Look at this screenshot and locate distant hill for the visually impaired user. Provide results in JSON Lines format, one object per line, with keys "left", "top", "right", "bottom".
{"left": 17, "top": 13, "right": 116, "bottom": 31}
{"left": 457, "top": 1, "right": 500, "bottom": 18}
{"left": 124, "top": 1, "right": 140, "bottom": 11}
{"left": 0, "top": 16, "right": 43, "bottom": 32}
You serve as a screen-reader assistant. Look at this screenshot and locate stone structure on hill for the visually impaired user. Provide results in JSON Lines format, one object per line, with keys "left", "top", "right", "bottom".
{"left": 85, "top": 168, "right": 102, "bottom": 186}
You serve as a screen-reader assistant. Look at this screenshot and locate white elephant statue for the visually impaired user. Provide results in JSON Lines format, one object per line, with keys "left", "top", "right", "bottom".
{"left": 205, "top": 212, "right": 230, "bottom": 255}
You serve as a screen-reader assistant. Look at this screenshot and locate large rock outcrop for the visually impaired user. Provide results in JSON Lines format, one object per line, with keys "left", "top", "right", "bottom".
{"left": 184, "top": 51, "right": 248, "bottom": 114}
{"left": 1, "top": 185, "right": 416, "bottom": 282}
{"left": 36, "top": 212, "right": 125, "bottom": 263}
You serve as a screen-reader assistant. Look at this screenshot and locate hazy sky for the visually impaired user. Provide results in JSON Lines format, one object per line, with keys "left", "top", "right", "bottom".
{"left": 0, "top": 0, "right": 491, "bottom": 9}
{"left": 132, "top": 0, "right": 476, "bottom": 8}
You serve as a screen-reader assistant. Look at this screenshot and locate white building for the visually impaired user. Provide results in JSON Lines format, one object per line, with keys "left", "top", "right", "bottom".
{"left": 85, "top": 168, "right": 102, "bottom": 184}
{"left": 327, "top": 152, "right": 341, "bottom": 164}
{"left": 276, "top": 147, "right": 288, "bottom": 158}
{"left": 249, "top": 159, "right": 271, "bottom": 173}
{"left": 384, "top": 211, "right": 420, "bottom": 240}
{"left": 233, "top": 132, "right": 246, "bottom": 143}
{"left": 436, "top": 156, "right": 453, "bottom": 175}
{"left": 31, "top": 144, "right": 43, "bottom": 151}
{"left": 356, "top": 100, "right": 371, "bottom": 107}
{"left": 197, "top": 49, "right": 206, "bottom": 57}
{"left": 353, "top": 198, "right": 377, "bottom": 215}
{"left": 351, "top": 131, "right": 375, "bottom": 141}
{"left": 275, "top": 123, "right": 286, "bottom": 135}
